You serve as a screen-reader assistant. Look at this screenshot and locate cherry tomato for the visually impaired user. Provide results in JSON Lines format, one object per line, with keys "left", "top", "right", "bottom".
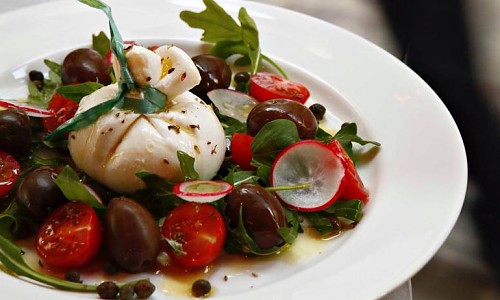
{"left": 249, "top": 72, "right": 310, "bottom": 104}
{"left": 0, "top": 151, "right": 20, "bottom": 198}
{"left": 161, "top": 202, "right": 226, "bottom": 268}
{"left": 327, "top": 140, "right": 369, "bottom": 203}
{"left": 230, "top": 133, "right": 256, "bottom": 171}
{"left": 36, "top": 201, "right": 102, "bottom": 269}
{"left": 42, "top": 93, "right": 79, "bottom": 132}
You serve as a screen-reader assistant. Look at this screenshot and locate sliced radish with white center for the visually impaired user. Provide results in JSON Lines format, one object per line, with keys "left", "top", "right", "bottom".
{"left": 207, "top": 89, "right": 258, "bottom": 123}
{"left": 0, "top": 99, "right": 53, "bottom": 118}
{"left": 173, "top": 180, "right": 233, "bottom": 203}
{"left": 271, "top": 140, "right": 345, "bottom": 212}
{"left": 82, "top": 183, "right": 105, "bottom": 206}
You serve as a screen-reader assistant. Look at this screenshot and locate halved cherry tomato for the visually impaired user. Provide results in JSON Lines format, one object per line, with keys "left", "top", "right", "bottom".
{"left": 249, "top": 72, "right": 310, "bottom": 104}
{"left": 36, "top": 201, "right": 102, "bottom": 269}
{"left": 327, "top": 140, "right": 369, "bottom": 203}
{"left": 161, "top": 202, "right": 226, "bottom": 268}
{"left": 42, "top": 93, "right": 79, "bottom": 132}
{"left": 230, "top": 133, "right": 256, "bottom": 171}
{"left": 0, "top": 151, "right": 20, "bottom": 198}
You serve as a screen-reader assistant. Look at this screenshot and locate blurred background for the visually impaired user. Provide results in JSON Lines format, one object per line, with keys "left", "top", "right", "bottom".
{"left": 1, "top": 0, "right": 498, "bottom": 299}
{"left": 250, "top": 0, "right": 500, "bottom": 299}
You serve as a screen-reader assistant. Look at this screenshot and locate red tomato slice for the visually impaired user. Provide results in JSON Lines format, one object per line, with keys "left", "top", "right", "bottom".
{"left": 42, "top": 93, "right": 79, "bottom": 133}
{"left": 36, "top": 201, "right": 102, "bottom": 269}
{"left": 327, "top": 140, "right": 369, "bottom": 203}
{"left": 249, "top": 72, "right": 310, "bottom": 104}
{"left": 230, "top": 133, "right": 256, "bottom": 171}
{"left": 161, "top": 202, "right": 226, "bottom": 268}
{"left": 0, "top": 151, "right": 20, "bottom": 198}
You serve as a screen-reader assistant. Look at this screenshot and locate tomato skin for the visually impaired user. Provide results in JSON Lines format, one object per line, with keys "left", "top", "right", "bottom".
{"left": 161, "top": 202, "right": 226, "bottom": 268}
{"left": 0, "top": 151, "right": 20, "bottom": 198}
{"left": 249, "top": 72, "right": 310, "bottom": 104}
{"left": 36, "top": 201, "right": 102, "bottom": 269}
{"left": 42, "top": 93, "right": 79, "bottom": 133}
{"left": 230, "top": 133, "right": 256, "bottom": 171}
{"left": 327, "top": 140, "right": 369, "bottom": 203}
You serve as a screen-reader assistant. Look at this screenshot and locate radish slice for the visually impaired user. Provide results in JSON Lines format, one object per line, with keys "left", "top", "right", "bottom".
{"left": 271, "top": 140, "right": 345, "bottom": 212}
{"left": 82, "top": 183, "right": 105, "bottom": 206}
{"left": 0, "top": 99, "right": 53, "bottom": 118}
{"left": 207, "top": 89, "right": 258, "bottom": 123}
{"left": 173, "top": 180, "right": 233, "bottom": 203}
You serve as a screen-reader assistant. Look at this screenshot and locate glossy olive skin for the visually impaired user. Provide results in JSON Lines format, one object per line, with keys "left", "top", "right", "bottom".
{"left": 104, "top": 197, "right": 161, "bottom": 273}
{"left": 247, "top": 99, "right": 318, "bottom": 139}
{"left": 61, "top": 48, "right": 111, "bottom": 85}
{"left": 0, "top": 109, "right": 32, "bottom": 154}
{"left": 225, "top": 183, "right": 287, "bottom": 249}
{"left": 16, "top": 166, "right": 66, "bottom": 221}
{"left": 190, "top": 54, "right": 232, "bottom": 101}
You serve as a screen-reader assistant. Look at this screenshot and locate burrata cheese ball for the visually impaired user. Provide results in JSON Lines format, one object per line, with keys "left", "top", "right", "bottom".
{"left": 68, "top": 45, "right": 226, "bottom": 193}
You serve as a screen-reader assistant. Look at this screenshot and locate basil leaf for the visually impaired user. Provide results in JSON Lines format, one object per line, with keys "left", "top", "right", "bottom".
{"left": 250, "top": 119, "right": 300, "bottom": 167}
{"left": 53, "top": 166, "right": 105, "bottom": 209}
{"left": 177, "top": 151, "right": 200, "bottom": 180}
{"left": 56, "top": 82, "right": 103, "bottom": 102}
{"left": 238, "top": 8, "right": 261, "bottom": 74}
{"left": 92, "top": 31, "right": 111, "bottom": 58}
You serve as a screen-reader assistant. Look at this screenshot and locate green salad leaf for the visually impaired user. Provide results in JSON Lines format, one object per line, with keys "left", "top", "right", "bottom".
{"left": 250, "top": 119, "right": 300, "bottom": 167}
{"left": 333, "top": 123, "right": 381, "bottom": 162}
{"left": 180, "top": 0, "right": 286, "bottom": 77}
{"left": 27, "top": 59, "right": 62, "bottom": 107}
{"left": 92, "top": 31, "right": 111, "bottom": 58}
{"left": 177, "top": 151, "right": 200, "bottom": 180}
{"left": 56, "top": 82, "right": 104, "bottom": 102}
{"left": 53, "top": 165, "right": 106, "bottom": 209}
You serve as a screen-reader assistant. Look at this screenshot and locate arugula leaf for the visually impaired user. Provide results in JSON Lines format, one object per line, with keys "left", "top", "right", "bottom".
{"left": 324, "top": 199, "right": 364, "bottom": 221}
{"left": 134, "top": 172, "right": 182, "bottom": 218}
{"left": 277, "top": 208, "right": 300, "bottom": 244}
{"left": 53, "top": 165, "right": 105, "bottom": 209}
{"left": 44, "top": 59, "right": 62, "bottom": 77}
{"left": 315, "top": 127, "right": 334, "bottom": 143}
{"left": 333, "top": 123, "right": 380, "bottom": 161}
{"left": 250, "top": 119, "right": 300, "bottom": 167}
{"left": 177, "top": 151, "right": 200, "bottom": 180}
{"left": 180, "top": 0, "right": 286, "bottom": 77}
{"left": 26, "top": 59, "right": 62, "bottom": 107}
{"left": 56, "top": 82, "right": 103, "bottom": 102}
{"left": 0, "top": 234, "right": 98, "bottom": 291}
{"left": 92, "top": 31, "right": 111, "bottom": 58}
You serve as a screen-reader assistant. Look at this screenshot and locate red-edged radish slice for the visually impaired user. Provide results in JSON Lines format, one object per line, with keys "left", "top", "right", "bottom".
{"left": 0, "top": 99, "right": 53, "bottom": 118}
{"left": 82, "top": 183, "right": 105, "bottom": 206}
{"left": 271, "top": 140, "right": 345, "bottom": 212}
{"left": 173, "top": 180, "right": 233, "bottom": 203}
{"left": 207, "top": 89, "right": 258, "bottom": 123}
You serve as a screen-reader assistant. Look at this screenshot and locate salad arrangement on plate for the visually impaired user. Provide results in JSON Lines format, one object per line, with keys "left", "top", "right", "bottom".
{"left": 0, "top": 0, "right": 380, "bottom": 298}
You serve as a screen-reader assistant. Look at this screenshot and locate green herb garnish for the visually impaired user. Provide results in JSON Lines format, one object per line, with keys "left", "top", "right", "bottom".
{"left": 56, "top": 82, "right": 104, "bottom": 102}
{"left": 180, "top": 0, "right": 287, "bottom": 78}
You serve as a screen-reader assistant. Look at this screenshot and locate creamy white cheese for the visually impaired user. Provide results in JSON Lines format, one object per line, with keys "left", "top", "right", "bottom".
{"left": 68, "top": 45, "right": 226, "bottom": 193}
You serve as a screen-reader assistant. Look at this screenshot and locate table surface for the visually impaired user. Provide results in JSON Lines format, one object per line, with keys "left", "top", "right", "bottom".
{"left": 0, "top": 1, "right": 413, "bottom": 299}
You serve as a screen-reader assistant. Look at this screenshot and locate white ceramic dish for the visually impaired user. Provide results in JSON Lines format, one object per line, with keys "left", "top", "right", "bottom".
{"left": 0, "top": 0, "right": 467, "bottom": 299}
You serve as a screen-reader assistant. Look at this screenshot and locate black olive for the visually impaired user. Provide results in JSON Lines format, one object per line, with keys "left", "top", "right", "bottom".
{"left": 104, "top": 197, "right": 161, "bottom": 273}
{"left": 191, "top": 279, "right": 211, "bottom": 298}
{"left": 0, "top": 109, "right": 32, "bottom": 155}
{"left": 64, "top": 270, "right": 82, "bottom": 283}
{"left": 61, "top": 48, "right": 111, "bottom": 85}
{"left": 225, "top": 184, "right": 287, "bottom": 249}
{"left": 16, "top": 166, "right": 66, "bottom": 221}
{"left": 119, "top": 284, "right": 135, "bottom": 300}
{"left": 190, "top": 54, "right": 232, "bottom": 101}
{"left": 309, "top": 103, "right": 326, "bottom": 121}
{"left": 247, "top": 99, "right": 318, "bottom": 139}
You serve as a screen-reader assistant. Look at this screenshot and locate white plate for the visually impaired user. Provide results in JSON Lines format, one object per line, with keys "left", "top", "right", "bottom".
{"left": 0, "top": 0, "right": 467, "bottom": 299}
